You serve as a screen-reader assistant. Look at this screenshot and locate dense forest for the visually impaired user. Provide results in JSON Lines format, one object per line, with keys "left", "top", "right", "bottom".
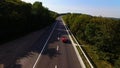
{"left": 0, "top": 0, "right": 58, "bottom": 43}
{"left": 63, "top": 13, "right": 120, "bottom": 68}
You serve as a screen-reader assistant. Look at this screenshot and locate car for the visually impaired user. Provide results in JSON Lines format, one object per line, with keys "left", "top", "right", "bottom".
{"left": 61, "top": 36, "right": 68, "bottom": 43}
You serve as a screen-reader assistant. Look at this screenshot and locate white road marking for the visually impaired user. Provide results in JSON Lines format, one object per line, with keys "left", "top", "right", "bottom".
{"left": 57, "top": 37, "right": 60, "bottom": 40}
{"left": 32, "top": 22, "right": 57, "bottom": 68}
{"left": 61, "top": 17, "right": 86, "bottom": 68}
{"left": 56, "top": 45, "right": 59, "bottom": 51}
{"left": 55, "top": 65, "right": 57, "bottom": 68}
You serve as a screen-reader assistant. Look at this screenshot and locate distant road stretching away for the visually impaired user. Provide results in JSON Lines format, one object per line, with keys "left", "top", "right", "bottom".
{"left": 33, "top": 17, "right": 83, "bottom": 68}
{"left": 0, "top": 17, "right": 84, "bottom": 68}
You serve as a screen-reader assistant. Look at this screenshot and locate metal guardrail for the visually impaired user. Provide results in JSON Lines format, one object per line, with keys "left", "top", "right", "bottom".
{"left": 61, "top": 17, "right": 94, "bottom": 68}
{"left": 61, "top": 19, "right": 86, "bottom": 68}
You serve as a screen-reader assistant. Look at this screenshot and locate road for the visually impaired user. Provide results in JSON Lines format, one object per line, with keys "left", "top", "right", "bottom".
{"left": 33, "top": 17, "right": 82, "bottom": 68}
{"left": 0, "top": 17, "right": 83, "bottom": 68}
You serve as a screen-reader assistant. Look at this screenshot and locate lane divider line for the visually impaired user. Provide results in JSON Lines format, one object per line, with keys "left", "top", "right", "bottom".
{"left": 33, "top": 22, "right": 57, "bottom": 68}
{"left": 55, "top": 65, "right": 57, "bottom": 68}
{"left": 56, "top": 45, "right": 59, "bottom": 51}
{"left": 57, "top": 37, "right": 60, "bottom": 40}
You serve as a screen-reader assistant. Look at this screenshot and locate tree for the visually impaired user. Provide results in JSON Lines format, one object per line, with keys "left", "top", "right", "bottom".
{"left": 0, "top": 0, "right": 58, "bottom": 43}
{"left": 63, "top": 13, "right": 120, "bottom": 66}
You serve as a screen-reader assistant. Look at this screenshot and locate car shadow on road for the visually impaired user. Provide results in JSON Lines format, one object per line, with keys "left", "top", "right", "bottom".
{"left": 65, "top": 40, "right": 71, "bottom": 44}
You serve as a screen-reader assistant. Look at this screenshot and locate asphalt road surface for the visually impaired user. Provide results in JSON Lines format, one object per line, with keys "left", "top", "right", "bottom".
{"left": 0, "top": 17, "right": 83, "bottom": 68}
{"left": 33, "top": 17, "right": 82, "bottom": 68}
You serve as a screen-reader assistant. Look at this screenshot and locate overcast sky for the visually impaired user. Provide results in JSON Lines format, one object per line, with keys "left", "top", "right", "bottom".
{"left": 22, "top": 0, "right": 120, "bottom": 18}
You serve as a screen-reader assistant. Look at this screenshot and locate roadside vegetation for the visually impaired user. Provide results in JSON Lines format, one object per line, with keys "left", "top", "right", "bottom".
{"left": 63, "top": 13, "right": 120, "bottom": 68}
{"left": 76, "top": 46, "right": 91, "bottom": 68}
{"left": 0, "top": 0, "right": 58, "bottom": 44}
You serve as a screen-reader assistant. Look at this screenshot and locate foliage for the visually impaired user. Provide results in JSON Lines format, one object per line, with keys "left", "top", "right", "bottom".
{"left": 0, "top": 0, "right": 58, "bottom": 43}
{"left": 63, "top": 13, "right": 120, "bottom": 67}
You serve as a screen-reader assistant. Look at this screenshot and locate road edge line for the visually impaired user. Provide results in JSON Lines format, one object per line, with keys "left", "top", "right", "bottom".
{"left": 61, "top": 17, "right": 86, "bottom": 68}
{"left": 61, "top": 17, "right": 94, "bottom": 68}
{"left": 32, "top": 22, "right": 57, "bottom": 68}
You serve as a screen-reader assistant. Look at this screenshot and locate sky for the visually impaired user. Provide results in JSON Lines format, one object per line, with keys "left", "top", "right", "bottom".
{"left": 22, "top": 0, "right": 120, "bottom": 18}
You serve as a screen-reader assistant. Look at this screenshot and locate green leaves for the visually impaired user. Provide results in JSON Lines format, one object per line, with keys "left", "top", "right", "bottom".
{"left": 63, "top": 13, "right": 120, "bottom": 67}
{"left": 0, "top": 0, "right": 58, "bottom": 43}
